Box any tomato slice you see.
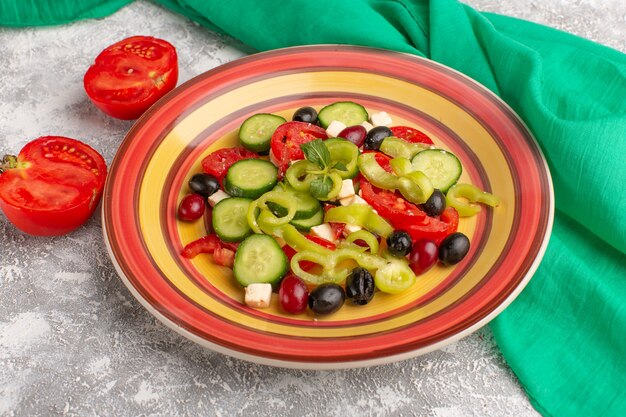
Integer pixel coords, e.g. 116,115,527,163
0,136,107,236
201,147,258,183
359,179,426,229
405,207,459,245
84,36,178,120
390,126,434,145
270,122,328,174
181,234,239,265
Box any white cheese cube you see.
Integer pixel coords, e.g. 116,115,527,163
370,111,392,127
207,190,230,207
309,223,336,242
361,121,374,132
244,283,273,308
326,120,347,137
344,224,362,235
336,179,356,200
339,194,369,207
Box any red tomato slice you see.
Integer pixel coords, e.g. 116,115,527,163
270,122,328,174
213,247,235,268
0,136,107,236
390,126,434,145
181,234,238,260
359,179,426,229
201,147,258,183
84,36,178,120
405,207,459,245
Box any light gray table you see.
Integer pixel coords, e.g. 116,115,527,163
1,1,623,415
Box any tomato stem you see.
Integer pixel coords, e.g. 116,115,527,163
0,154,17,174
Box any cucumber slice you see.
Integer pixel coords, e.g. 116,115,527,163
233,234,288,287
239,113,286,153
212,198,253,242
411,149,462,193
266,184,322,220
290,208,324,231
224,159,278,199
318,101,369,129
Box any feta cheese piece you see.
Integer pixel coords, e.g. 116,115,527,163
309,223,336,242
361,121,374,132
326,120,347,137
207,190,230,207
344,224,362,235
244,283,273,308
339,194,369,207
336,179,356,200
370,111,392,127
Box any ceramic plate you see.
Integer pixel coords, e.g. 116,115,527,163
102,45,553,369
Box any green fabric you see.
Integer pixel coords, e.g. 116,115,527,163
2,1,625,416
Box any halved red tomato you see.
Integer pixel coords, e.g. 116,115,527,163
84,36,178,120
390,126,434,145
359,179,426,229
270,122,328,174
201,147,258,183
0,136,107,236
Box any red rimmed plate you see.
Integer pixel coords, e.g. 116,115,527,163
102,45,553,369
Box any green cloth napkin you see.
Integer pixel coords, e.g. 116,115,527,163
2,1,625,416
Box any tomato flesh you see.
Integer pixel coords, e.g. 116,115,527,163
0,136,107,236
201,147,258,184
84,36,178,120
390,126,434,145
270,122,328,174
359,179,426,229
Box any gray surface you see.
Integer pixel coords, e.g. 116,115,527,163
0,1,623,416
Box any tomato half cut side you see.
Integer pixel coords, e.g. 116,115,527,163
390,126,434,145
84,36,178,120
270,122,328,174
0,136,107,236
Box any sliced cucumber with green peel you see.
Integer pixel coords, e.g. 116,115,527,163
233,234,288,288
212,198,254,242
290,208,324,231
318,101,369,129
411,149,462,193
266,184,322,220
239,113,286,153
224,159,278,199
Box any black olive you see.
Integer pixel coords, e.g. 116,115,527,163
345,267,375,305
386,230,413,257
363,126,392,150
292,106,318,124
188,173,220,197
421,189,446,217
308,283,345,315
438,232,470,265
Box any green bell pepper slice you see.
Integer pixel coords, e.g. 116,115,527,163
374,260,417,294
446,183,501,217
324,204,394,238
343,229,380,254
380,137,429,159
285,160,319,191
326,138,360,179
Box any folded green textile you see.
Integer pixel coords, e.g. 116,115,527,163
2,1,625,416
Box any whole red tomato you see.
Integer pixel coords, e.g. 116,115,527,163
84,36,178,120
0,136,107,236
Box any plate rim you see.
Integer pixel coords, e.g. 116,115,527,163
102,44,555,369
